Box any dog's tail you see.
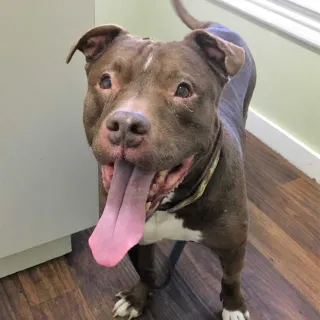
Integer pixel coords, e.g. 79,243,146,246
171,0,210,30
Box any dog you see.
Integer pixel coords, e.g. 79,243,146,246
66,0,256,319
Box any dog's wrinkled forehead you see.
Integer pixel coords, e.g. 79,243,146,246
66,24,245,87
87,37,216,92
91,36,160,72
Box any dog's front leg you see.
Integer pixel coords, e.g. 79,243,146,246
216,241,250,320
113,244,155,319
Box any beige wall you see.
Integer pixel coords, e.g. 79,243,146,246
95,0,320,154
95,0,153,35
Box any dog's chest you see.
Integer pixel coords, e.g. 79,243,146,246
139,211,203,245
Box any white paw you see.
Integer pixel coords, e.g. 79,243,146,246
113,292,140,319
222,309,250,320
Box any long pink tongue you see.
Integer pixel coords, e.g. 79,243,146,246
89,160,155,267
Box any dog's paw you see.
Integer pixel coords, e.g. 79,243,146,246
113,292,140,319
222,309,250,320
113,282,152,319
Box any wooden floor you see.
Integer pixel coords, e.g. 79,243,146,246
1,133,319,320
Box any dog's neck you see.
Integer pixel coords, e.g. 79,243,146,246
159,119,223,213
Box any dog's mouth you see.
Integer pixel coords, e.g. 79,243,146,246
100,157,193,218
88,156,193,268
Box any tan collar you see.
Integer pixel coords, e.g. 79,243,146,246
167,149,221,213
160,125,222,213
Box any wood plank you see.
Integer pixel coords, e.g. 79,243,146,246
248,200,320,312
30,289,96,320
153,241,221,319
172,240,320,320
0,280,17,320
245,132,300,185
244,242,319,320
18,257,75,306
66,229,140,320
67,231,219,319
0,275,34,320
247,178,320,255
245,136,320,255
0,131,319,320
281,178,320,254
282,178,320,216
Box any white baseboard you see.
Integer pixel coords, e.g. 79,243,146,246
0,236,71,278
246,108,320,183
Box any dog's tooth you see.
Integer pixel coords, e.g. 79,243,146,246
159,170,168,177
145,202,151,211
157,175,165,184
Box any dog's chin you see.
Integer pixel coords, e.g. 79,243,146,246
100,155,194,219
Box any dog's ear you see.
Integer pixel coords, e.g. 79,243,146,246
66,24,128,64
184,30,245,78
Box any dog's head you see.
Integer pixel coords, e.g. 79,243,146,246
66,24,245,267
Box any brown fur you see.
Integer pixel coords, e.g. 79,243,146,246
67,0,256,318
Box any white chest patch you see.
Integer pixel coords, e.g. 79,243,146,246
139,211,203,245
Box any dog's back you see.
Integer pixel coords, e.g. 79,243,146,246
208,23,257,145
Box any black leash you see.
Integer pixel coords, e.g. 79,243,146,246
152,240,186,290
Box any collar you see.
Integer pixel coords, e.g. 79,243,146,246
159,125,223,213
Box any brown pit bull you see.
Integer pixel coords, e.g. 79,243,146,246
66,0,256,319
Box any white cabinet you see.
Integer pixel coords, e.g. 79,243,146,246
0,0,98,277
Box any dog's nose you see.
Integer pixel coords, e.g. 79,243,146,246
106,111,151,147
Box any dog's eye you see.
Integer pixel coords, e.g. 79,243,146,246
100,75,112,89
175,83,192,98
